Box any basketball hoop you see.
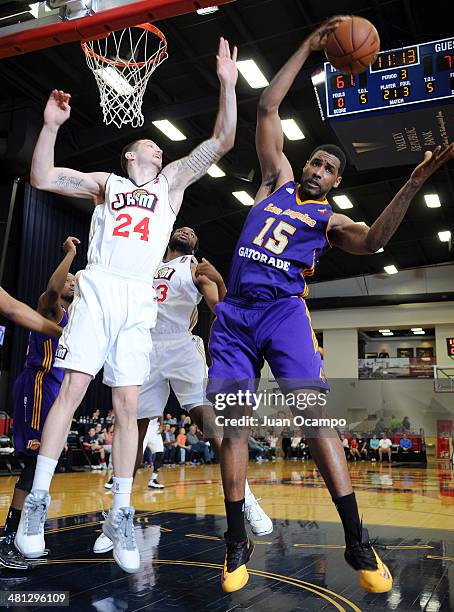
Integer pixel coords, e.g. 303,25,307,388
81,23,168,128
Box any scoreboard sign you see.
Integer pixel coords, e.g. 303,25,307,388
313,37,454,170
447,338,454,357
325,38,454,117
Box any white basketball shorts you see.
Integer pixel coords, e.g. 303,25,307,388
137,333,208,419
55,267,157,387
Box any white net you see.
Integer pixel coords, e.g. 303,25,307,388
81,24,168,128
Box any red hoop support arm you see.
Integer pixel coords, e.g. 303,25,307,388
0,0,235,59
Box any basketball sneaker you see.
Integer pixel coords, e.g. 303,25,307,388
221,536,254,593
147,477,164,489
244,497,273,536
102,507,140,573
93,512,114,554
0,535,31,570
104,477,114,490
14,491,50,559
344,527,393,593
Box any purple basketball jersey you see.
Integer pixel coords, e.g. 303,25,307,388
227,181,333,301
24,309,69,383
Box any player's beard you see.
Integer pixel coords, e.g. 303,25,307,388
300,179,325,199
168,237,193,255
62,292,74,304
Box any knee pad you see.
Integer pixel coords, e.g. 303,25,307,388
15,455,38,493
153,451,164,472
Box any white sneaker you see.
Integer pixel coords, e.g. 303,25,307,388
147,478,164,489
93,532,114,553
102,507,140,573
104,477,114,490
14,490,50,558
245,497,273,536
93,512,114,553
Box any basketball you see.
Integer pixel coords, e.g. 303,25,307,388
325,16,380,74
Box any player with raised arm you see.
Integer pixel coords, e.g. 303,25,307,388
15,38,238,574
0,289,61,338
0,237,77,570
207,17,454,593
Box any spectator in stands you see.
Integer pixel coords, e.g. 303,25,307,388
162,424,177,464
357,434,369,460
390,415,402,433
83,427,107,469
91,409,101,423
379,434,393,462
105,409,114,424
402,416,411,432
186,425,212,464
399,433,413,459
248,433,268,462
164,413,177,426
341,435,350,459
176,427,191,464
94,423,103,437
349,436,361,461
289,430,303,460
378,351,389,358
374,417,386,436
369,434,380,461
300,437,310,460
281,425,292,460
264,430,278,459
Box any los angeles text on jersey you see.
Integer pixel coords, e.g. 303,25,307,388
238,246,290,270
112,188,158,212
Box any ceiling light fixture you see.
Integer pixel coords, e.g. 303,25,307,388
152,120,187,141
237,59,269,88
332,195,353,210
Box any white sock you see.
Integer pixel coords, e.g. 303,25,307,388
112,477,133,509
244,479,255,505
150,472,157,481
32,456,58,492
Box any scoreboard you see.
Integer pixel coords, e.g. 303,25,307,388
324,37,454,117
447,338,454,357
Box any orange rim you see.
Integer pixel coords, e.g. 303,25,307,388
81,23,168,68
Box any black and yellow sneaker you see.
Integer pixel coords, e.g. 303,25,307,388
221,536,254,593
0,535,32,571
344,528,392,593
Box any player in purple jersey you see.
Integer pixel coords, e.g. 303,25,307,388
0,237,78,570
207,16,454,594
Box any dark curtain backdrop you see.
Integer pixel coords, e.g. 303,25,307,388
9,183,112,416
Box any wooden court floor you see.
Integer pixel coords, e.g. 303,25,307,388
1,459,454,611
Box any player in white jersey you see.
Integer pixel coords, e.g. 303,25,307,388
93,227,272,555
16,38,239,574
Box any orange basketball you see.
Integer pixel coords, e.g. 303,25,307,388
325,16,380,74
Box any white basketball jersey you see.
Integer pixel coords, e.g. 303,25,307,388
87,173,176,282
153,255,202,335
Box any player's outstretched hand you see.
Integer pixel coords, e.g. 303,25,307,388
216,37,238,87
195,258,223,284
63,236,80,255
44,89,72,127
306,16,349,52
410,144,454,187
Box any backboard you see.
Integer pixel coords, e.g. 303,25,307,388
0,0,234,59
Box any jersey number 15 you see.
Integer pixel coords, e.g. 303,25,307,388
252,217,296,255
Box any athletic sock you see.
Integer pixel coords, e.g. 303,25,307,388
150,472,157,481
225,499,247,542
3,507,21,538
112,477,133,509
244,479,255,505
32,456,58,492
333,492,362,547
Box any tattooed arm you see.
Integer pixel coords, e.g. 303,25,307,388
328,145,454,255
161,38,238,214
31,90,108,203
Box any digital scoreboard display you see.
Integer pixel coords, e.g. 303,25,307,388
447,338,454,357
324,37,454,117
